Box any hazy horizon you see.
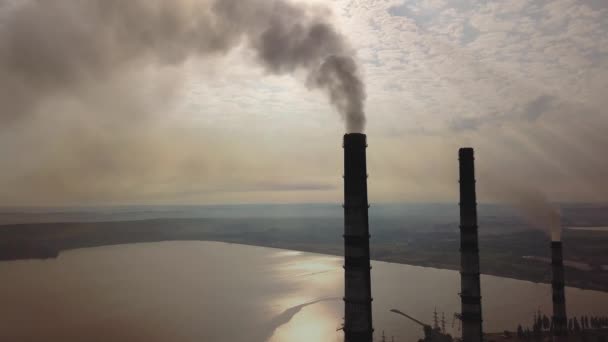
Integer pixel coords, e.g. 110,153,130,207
1,201,606,210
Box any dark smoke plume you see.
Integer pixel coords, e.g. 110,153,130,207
0,0,366,132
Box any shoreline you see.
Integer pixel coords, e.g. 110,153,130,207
3,237,607,293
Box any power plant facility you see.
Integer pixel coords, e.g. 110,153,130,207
458,148,484,342
552,241,568,341
342,133,374,342
337,144,608,342
2,0,608,341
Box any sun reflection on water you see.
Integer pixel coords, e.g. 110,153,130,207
268,300,342,342
275,255,341,278
265,252,344,341
272,250,304,258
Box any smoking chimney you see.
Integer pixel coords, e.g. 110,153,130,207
343,133,373,342
551,241,568,341
458,148,483,342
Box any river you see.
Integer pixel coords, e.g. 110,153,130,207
0,241,606,341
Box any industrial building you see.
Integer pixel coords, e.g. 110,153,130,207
458,148,484,342
351,146,608,342
343,133,374,342
338,138,607,342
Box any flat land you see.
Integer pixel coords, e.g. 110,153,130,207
1,203,607,292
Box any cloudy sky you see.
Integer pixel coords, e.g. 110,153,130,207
1,0,607,206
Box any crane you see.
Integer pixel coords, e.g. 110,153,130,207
389,309,453,342
452,313,462,331
390,309,431,328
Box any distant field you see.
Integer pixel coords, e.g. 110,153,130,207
1,203,607,291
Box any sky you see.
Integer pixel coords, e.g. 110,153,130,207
0,0,607,206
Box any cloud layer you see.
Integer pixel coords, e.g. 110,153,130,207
1,0,607,205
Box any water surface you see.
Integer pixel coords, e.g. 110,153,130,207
0,241,606,341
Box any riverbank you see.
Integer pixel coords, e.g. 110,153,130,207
1,217,607,292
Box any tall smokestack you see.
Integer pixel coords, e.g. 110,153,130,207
458,148,483,342
343,133,373,342
551,241,568,341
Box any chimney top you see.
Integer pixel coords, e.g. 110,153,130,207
459,147,474,159
343,133,367,147
344,133,366,138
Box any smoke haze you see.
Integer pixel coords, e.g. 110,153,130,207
485,182,562,241
1,0,607,206
471,101,608,241
0,0,365,131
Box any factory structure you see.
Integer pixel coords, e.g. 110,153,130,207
339,138,606,342
342,133,374,342
458,148,484,342
552,240,568,341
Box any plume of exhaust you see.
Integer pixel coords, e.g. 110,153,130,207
509,190,562,241
0,0,366,132
484,178,562,241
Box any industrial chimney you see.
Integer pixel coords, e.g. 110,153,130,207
458,148,483,342
343,133,373,342
551,241,568,341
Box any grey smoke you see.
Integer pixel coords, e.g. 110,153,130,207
311,55,365,133
0,0,366,132
470,96,608,241
508,189,561,241
482,171,562,240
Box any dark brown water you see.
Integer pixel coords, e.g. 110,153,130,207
0,241,606,341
